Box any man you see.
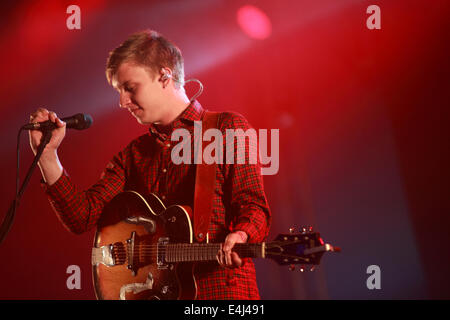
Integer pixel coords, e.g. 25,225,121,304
29,30,271,299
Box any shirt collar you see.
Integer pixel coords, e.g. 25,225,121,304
176,99,204,123
148,100,204,140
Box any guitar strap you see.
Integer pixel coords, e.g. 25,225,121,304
193,110,221,243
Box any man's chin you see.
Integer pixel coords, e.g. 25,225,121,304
135,117,153,126
136,118,147,125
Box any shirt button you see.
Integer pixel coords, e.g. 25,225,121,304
166,143,171,148
162,168,167,173
162,195,166,200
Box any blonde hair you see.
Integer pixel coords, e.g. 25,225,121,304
106,30,184,88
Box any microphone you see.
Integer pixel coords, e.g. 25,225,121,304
23,113,93,131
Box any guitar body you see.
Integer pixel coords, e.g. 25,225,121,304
92,191,197,300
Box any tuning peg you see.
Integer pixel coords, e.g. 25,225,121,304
301,227,307,234
308,226,313,232
299,265,305,272
289,227,295,234
288,264,295,271
309,266,315,272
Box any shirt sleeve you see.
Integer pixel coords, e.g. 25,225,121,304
219,112,272,243
42,149,127,234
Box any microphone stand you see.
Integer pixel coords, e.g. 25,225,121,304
0,129,53,245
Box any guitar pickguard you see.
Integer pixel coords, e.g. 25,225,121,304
119,271,154,300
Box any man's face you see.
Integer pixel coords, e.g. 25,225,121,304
111,61,166,125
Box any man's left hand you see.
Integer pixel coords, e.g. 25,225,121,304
217,231,248,268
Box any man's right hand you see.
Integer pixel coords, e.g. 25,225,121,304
28,108,66,185
29,108,66,155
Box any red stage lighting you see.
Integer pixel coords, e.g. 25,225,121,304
237,5,272,40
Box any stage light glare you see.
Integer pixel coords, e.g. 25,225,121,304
237,5,272,40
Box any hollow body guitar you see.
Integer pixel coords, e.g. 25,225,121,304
92,191,339,300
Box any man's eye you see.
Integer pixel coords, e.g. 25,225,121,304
125,86,135,93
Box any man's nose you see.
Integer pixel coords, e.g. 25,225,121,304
119,92,131,109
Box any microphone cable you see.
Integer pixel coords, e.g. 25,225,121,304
0,127,31,245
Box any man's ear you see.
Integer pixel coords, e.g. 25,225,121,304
159,67,173,86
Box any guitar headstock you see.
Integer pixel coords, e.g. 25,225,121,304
265,226,340,271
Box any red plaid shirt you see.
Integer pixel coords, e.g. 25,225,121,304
43,101,271,300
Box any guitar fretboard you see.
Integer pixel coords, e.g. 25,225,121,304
165,243,264,263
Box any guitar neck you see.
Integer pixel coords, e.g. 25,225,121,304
165,243,265,263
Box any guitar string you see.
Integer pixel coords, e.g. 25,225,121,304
113,247,270,262
111,245,260,254
110,243,286,254
116,247,259,250
112,250,265,262
111,244,259,249
113,248,260,254
114,241,297,248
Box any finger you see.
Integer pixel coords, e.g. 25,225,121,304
222,243,231,266
47,111,66,128
56,117,66,128
216,249,225,267
224,234,240,265
216,253,220,265
30,108,50,122
231,252,242,267
49,111,57,123
226,245,236,266
37,108,50,119
30,112,42,122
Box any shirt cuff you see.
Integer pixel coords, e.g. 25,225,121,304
41,168,71,200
